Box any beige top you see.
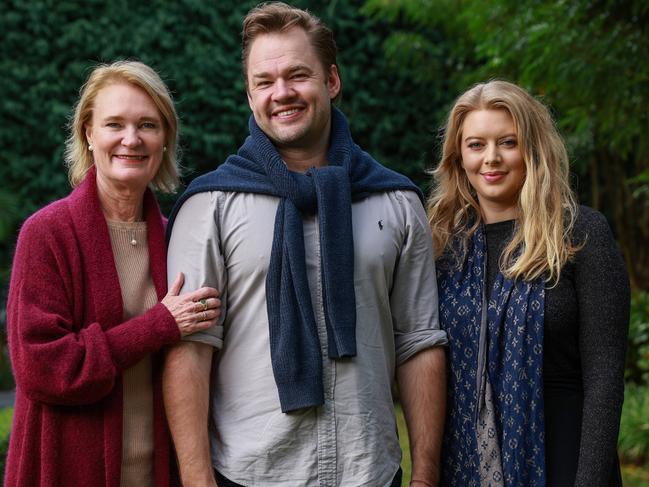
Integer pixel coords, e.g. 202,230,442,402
168,190,447,487
108,221,157,487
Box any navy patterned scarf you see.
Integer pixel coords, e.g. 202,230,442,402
437,224,546,486
167,107,421,413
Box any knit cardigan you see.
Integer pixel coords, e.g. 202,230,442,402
5,167,181,487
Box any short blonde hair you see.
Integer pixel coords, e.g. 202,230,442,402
428,80,579,284
64,60,180,193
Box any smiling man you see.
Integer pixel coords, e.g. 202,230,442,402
163,3,447,486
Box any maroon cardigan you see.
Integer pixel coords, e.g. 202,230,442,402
6,167,181,486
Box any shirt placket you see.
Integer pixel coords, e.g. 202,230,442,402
311,214,338,486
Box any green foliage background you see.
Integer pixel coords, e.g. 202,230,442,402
0,0,443,270
364,0,649,289
1,0,648,482
3,1,647,289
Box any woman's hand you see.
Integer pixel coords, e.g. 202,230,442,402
162,273,221,337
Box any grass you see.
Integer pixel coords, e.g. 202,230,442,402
395,403,411,485
0,407,13,481
0,408,11,439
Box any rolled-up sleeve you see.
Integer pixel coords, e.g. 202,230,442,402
392,191,447,364
167,192,226,349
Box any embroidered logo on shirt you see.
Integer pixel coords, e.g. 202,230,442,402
378,220,384,230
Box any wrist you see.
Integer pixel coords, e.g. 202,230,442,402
410,461,440,486
410,480,436,487
179,466,216,487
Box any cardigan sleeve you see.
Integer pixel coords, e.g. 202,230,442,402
573,208,630,486
7,211,179,407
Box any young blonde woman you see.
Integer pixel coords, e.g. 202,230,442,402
428,80,629,486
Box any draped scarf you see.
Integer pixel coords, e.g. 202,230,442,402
437,224,546,486
167,106,421,412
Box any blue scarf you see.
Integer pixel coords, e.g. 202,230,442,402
167,107,422,412
437,225,546,486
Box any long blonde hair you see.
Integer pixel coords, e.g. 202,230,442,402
428,80,578,284
64,60,180,193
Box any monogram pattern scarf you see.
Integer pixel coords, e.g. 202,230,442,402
437,225,546,486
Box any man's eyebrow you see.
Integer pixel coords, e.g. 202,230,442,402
286,64,313,74
250,64,313,79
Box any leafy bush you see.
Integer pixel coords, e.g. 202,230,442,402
0,0,446,242
622,464,649,487
626,291,649,385
0,0,452,337
0,345,13,391
621,294,649,480
619,385,649,467
363,0,649,290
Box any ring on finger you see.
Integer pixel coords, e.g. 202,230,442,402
199,298,208,311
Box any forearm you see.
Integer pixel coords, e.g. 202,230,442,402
10,286,179,406
163,341,216,486
106,303,180,370
397,346,446,486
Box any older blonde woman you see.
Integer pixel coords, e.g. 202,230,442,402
429,80,629,486
6,60,220,487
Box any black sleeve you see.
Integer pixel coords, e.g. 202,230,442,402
573,207,630,486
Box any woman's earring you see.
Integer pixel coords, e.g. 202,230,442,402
88,144,93,152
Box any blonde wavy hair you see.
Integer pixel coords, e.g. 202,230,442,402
64,60,180,193
428,80,579,284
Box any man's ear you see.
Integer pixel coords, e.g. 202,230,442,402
327,65,341,100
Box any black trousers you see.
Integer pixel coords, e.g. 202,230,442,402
215,467,403,486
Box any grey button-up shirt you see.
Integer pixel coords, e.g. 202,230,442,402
167,189,447,487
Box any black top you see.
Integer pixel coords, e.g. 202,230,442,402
484,206,629,487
